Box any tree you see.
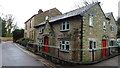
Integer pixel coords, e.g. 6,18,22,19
12,29,24,42
74,0,99,9
4,14,14,37
2,19,7,37
0,17,7,37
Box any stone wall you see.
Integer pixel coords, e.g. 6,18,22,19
1,37,13,41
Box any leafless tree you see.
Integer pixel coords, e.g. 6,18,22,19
4,14,14,36
74,0,99,8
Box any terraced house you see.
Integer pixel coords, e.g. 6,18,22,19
34,2,118,63
24,8,62,42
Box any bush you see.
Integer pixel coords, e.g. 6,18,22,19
16,38,34,47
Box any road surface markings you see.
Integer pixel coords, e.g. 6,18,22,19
14,43,55,68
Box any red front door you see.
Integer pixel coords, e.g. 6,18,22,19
44,37,48,53
102,40,106,58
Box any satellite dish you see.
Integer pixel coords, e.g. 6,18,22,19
45,16,49,20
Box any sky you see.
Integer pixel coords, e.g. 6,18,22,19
0,0,119,29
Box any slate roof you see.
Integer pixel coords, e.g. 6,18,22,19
105,12,116,24
105,12,112,19
34,8,62,26
25,8,62,25
34,2,100,28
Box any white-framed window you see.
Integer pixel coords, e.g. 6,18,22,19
60,41,70,52
110,40,116,46
89,15,93,27
103,21,106,30
39,27,44,33
89,40,96,50
110,25,115,32
38,40,43,47
60,21,70,31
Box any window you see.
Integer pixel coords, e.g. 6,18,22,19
32,30,34,39
110,25,115,32
89,40,96,50
60,41,70,52
39,27,44,33
30,21,32,28
60,21,70,31
89,15,93,27
110,40,115,46
25,24,27,30
38,40,43,47
103,22,106,30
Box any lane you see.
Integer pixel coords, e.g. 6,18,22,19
0,42,2,67
2,41,45,66
92,56,119,66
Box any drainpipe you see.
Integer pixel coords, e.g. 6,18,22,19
80,16,83,61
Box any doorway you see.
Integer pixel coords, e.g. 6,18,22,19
102,40,106,58
44,36,49,53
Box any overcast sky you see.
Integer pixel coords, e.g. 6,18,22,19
0,0,119,29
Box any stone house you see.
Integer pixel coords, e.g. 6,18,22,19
24,8,62,42
34,2,118,62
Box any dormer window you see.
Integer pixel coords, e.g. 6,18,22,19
110,25,115,32
103,21,106,30
60,21,70,31
89,15,93,27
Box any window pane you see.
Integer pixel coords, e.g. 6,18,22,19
94,41,96,48
110,26,112,31
63,24,65,30
89,16,93,26
62,45,64,49
90,41,92,49
66,41,69,44
42,28,44,33
66,45,69,50
62,41,65,44
66,23,69,29
103,22,106,29
111,41,114,46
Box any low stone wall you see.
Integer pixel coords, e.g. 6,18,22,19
1,37,13,41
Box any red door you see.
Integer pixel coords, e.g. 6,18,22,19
102,40,106,58
44,37,48,53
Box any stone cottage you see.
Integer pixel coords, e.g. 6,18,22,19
24,8,62,42
34,2,118,62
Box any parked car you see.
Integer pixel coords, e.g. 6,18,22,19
117,39,120,46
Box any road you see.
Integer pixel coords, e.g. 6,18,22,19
1,41,119,68
93,56,119,66
2,41,45,66
0,42,2,68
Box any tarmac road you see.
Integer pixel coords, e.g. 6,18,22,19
2,41,45,66
1,41,119,68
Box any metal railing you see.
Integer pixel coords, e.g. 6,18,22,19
26,44,119,63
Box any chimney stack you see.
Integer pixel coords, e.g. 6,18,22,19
38,9,43,14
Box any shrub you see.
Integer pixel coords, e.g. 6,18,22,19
16,38,34,47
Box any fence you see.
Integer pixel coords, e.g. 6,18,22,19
26,43,119,64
